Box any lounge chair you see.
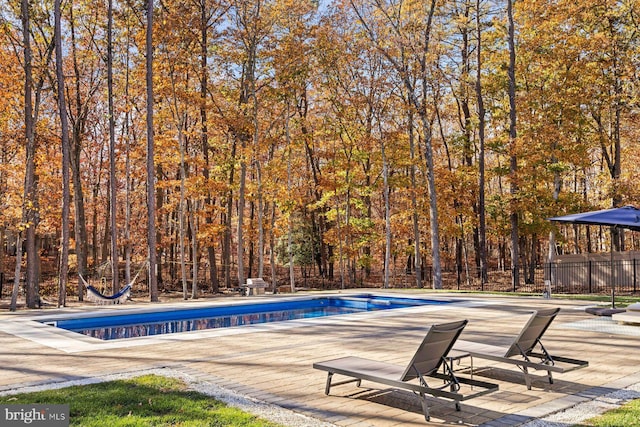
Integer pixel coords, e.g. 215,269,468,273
453,307,588,389
313,320,498,421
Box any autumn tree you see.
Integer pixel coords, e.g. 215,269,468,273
147,0,159,302
0,11,27,305
347,0,445,288
54,0,71,307
2,0,640,307
9,0,54,310
580,1,639,249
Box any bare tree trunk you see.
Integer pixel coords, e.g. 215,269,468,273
191,200,198,299
107,0,119,293
13,0,40,309
179,121,188,300
196,0,220,292
237,157,247,288
102,187,110,264
286,105,295,292
408,112,422,288
507,0,520,289
155,166,164,286
475,0,488,285
199,5,218,293
10,231,23,311
458,1,477,281
123,26,133,285
236,72,255,290
270,203,277,292
248,201,255,278
146,0,159,302
55,0,71,307
256,164,264,278
420,112,442,289
169,205,176,282
223,185,233,288
69,8,88,299
420,3,442,290
91,177,99,264
381,140,391,289
547,138,563,280
71,132,88,293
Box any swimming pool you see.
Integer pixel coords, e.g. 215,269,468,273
42,295,450,341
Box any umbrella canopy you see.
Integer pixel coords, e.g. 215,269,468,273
547,205,640,309
548,205,640,231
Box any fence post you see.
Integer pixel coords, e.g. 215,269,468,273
588,261,592,294
634,258,637,293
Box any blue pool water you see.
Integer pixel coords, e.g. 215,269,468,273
43,295,450,341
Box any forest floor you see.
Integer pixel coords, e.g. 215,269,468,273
0,255,631,311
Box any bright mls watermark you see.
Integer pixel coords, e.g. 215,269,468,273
1,404,69,426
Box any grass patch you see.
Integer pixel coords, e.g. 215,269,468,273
580,398,640,426
0,375,283,427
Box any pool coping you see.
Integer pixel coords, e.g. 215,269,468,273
0,292,490,353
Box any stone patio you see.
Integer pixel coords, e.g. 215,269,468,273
1,291,639,426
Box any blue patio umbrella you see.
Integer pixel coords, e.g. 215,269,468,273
548,205,640,308
548,205,640,232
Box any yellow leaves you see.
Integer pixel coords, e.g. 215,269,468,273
0,0,637,287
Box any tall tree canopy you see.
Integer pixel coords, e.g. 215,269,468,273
0,0,638,303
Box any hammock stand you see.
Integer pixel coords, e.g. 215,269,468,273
79,262,147,305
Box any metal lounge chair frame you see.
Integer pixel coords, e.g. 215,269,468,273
453,307,588,389
313,320,499,421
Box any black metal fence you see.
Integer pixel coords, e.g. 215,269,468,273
386,259,640,295
386,266,547,293
543,259,640,295
253,261,640,295
3,259,640,300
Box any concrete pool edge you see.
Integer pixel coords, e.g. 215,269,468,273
0,291,490,353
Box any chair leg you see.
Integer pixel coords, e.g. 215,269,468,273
324,372,361,395
419,392,430,421
522,367,532,390
324,372,333,395
547,370,554,385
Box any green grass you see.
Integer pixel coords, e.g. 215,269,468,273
579,398,640,426
4,374,639,427
0,375,283,427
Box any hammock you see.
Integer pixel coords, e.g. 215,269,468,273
82,279,131,305
79,263,147,305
